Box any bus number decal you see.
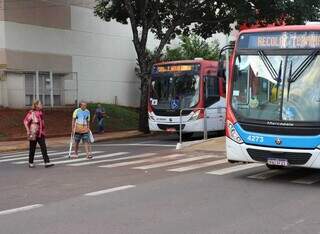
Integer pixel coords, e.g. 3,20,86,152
247,135,264,143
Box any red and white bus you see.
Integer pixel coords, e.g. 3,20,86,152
148,59,226,137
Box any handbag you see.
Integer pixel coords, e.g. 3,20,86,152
89,130,94,143
28,112,39,141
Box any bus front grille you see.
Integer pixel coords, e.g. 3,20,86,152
247,149,312,165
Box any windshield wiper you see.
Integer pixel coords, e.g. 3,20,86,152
258,50,282,101
287,49,320,101
275,60,282,99
258,50,278,81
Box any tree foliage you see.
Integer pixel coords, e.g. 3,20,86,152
94,0,320,132
164,35,220,61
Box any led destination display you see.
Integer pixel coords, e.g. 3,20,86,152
238,31,320,49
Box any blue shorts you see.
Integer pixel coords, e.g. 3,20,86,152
74,132,90,143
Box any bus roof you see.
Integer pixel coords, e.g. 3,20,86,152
239,25,320,35
154,60,218,67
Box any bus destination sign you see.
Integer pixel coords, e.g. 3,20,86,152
238,31,320,49
157,65,194,73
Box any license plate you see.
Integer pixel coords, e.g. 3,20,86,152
267,158,288,166
166,128,176,132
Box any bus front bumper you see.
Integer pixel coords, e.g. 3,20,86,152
226,138,320,169
148,119,205,133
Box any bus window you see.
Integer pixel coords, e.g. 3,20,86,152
233,61,249,107
205,76,220,107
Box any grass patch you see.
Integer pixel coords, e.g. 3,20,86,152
87,103,139,131
0,132,7,140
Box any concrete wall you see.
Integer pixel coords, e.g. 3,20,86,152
70,6,140,107
3,0,71,29
0,5,7,107
0,79,8,107
1,2,140,108
6,73,25,108
0,81,7,107
0,20,6,66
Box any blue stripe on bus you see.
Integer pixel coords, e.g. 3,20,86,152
234,123,320,149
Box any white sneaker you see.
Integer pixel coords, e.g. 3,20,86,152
29,163,35,168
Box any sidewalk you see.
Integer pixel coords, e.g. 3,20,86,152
0,130,144,153
182,136,226,153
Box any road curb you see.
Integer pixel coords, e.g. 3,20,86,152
176,139,211,150
178,136,226,152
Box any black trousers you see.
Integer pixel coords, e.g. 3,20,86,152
29,136,50,164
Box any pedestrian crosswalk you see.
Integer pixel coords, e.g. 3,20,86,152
206,163,263,175
1,149,320,185
99,153,182,168
133,155,220,170
168,159,228,172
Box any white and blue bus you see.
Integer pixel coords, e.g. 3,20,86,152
226,25,320,169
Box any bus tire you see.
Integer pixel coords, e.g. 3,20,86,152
228,160,238,164
266,164,285,170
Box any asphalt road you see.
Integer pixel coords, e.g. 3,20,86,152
0,134,320,234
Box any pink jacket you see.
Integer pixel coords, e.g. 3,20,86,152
23,110,45,137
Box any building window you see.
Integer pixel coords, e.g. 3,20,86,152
25,72,63,106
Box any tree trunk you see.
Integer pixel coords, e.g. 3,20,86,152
138,73,150,133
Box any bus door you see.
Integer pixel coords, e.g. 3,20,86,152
204,75,223,131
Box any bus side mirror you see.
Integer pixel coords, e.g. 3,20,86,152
217,60,225,78
217,43,235,78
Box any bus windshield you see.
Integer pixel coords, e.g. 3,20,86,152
232,53,320,122
150,74,200,110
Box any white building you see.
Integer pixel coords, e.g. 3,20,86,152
0,0,140,108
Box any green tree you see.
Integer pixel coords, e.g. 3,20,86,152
94,0,320,133
164,35,220,61
163,47,183,62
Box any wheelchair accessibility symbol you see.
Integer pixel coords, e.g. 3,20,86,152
170,99,180,110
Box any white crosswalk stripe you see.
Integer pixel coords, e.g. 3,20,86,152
168,158,228,172
133,155,219,170
38,152,128,165
0,151,57,159
95,143,175,147
12,151,102,164
0,151,31,157
291,174,320,185
99,153,185,168
0,151,72,163
248,169,287,180
67,152,140,166
0,151,56,159
207,163,263,175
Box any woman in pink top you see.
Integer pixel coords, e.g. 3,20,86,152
23,100,54,168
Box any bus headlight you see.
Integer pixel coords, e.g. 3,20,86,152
188,110,201,121
226,120,243,144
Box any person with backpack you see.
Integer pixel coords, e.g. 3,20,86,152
23,100,54,168
71,102,92,159
93,104,106,133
